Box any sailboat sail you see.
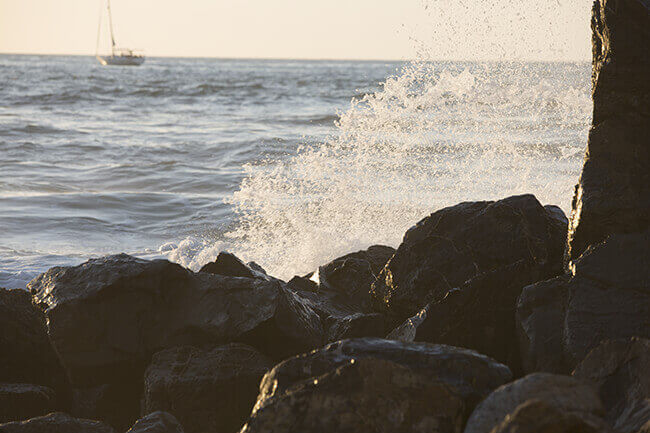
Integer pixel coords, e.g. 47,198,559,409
96,0,144,66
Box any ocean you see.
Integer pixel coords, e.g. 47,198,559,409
0,55,592,289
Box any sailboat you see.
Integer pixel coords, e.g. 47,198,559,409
96,0,144,66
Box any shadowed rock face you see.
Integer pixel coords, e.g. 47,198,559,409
0,384,57,423
0,288,71,411
463,373,605,433
126,412,184,433
143,344,271,433
516,231,650,375
488,400,612,433
0,412,115,433
240,338,512,433
26,254,324,429
371,195,567,324
573,338,650,433
566,0,650,262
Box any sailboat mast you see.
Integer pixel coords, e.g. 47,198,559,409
106,0,117,54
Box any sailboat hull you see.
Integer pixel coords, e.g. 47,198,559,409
98,55,145,66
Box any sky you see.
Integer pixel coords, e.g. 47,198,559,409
0,0,592,61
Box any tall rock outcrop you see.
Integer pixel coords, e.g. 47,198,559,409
566,0,650,262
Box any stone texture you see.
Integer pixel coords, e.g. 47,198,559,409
240,338,512,433
566,0,650,262
489,400,612,433
143,344,271,433
126,412,184,433
573,338,650,433
464,373,604,433
0,412,115,433
0,288,71,410
199,252,266,279
388,259,543,376
27,254,324,429
516,231,650,374
371,195,567,324
0,384,56,423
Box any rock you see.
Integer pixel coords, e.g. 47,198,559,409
27,254,324,428
199,252,265,279
0,288,71,410
489,400,612,433
464,373,604,433
389,259,543,375
0,384,56,423
143,344,271,433
372,195,567,323
566,0,650,262
241,338,512,433
516,231,650,374
126,412,184,433
0,412,115,433
327,312,388,341
573,338,650,433
316,245,395,310
70,384,139,433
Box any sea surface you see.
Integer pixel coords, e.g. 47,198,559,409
0,55,592,289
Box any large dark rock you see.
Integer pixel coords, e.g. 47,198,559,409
317,245,395,310
566,0,650,262
143,344,271,433
126,412,184,433
371,195,567,323
240,338,512,433
573,338,650,433
0,412,114,433
27,254,324,429
70,383,140,433
516,231,650,374
0,384,56,423
0,288,71,410
388,259,542,376
199,252,268,280
489,400,612,433
464,373,605,433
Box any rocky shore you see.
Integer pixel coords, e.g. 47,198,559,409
1,1,648,432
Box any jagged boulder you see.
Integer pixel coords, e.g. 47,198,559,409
27,254,324,429
240,338,512,433
371,195,567,323
0,384,56,423
0,412,114,433
516,231,650,374
0,288,71,410
488,400,612,433
287,246,396,342
573,338,650,433
566,0,650,262
389,259,542,375
143,344,271,433
127,412,184,433
199,252,269,280
464,373,604,433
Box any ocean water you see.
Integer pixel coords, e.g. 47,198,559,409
0,55,591,289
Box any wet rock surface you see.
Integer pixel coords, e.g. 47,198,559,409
143,344,271,433
371,195,567,324
0,385,56,424
573,338,650,433
0,288,71,410
199,252,267,280
566,0,650,262
241,338,511,433
126,412,184,433
0,412,115,433
516,231,650,374
464,373,605,433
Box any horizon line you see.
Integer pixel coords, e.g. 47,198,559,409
0,51,591,64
